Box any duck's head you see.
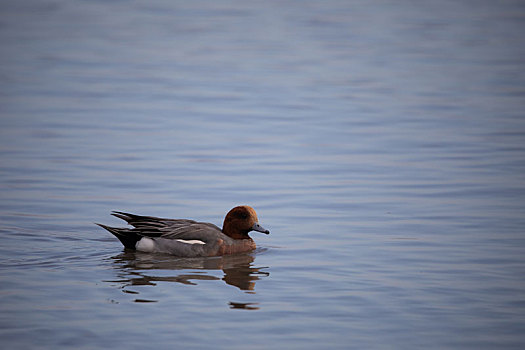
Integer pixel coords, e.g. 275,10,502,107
222,205,270,240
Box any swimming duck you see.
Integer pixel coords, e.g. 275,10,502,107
97,205,269,257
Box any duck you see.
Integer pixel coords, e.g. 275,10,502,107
96,205,269,257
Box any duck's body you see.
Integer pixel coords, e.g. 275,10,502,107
97,206,269,257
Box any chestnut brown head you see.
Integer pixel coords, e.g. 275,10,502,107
222,205,269,240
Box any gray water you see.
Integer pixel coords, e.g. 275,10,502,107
1,0,525,349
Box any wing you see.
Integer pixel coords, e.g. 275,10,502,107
111,211,223,242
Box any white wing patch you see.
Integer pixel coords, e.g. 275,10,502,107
175,239,206,245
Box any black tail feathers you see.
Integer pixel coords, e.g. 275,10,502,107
96,223,141,250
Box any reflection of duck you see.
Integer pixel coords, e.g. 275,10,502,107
107,249,269,292
229,302,260,310
97,206,269,257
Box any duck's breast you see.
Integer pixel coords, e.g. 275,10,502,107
217,238,256,255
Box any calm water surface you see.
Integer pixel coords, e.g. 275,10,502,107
1,0,525,349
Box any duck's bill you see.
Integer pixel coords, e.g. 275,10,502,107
251,222,270,234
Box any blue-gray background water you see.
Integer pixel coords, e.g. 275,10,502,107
1,1,525,349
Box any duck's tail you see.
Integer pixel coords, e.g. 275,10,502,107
95,223,141,250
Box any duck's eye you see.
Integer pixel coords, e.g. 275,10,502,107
238,212,249,219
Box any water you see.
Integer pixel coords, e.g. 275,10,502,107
1,0,525,348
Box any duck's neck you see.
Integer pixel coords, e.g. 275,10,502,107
222,223,252,240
